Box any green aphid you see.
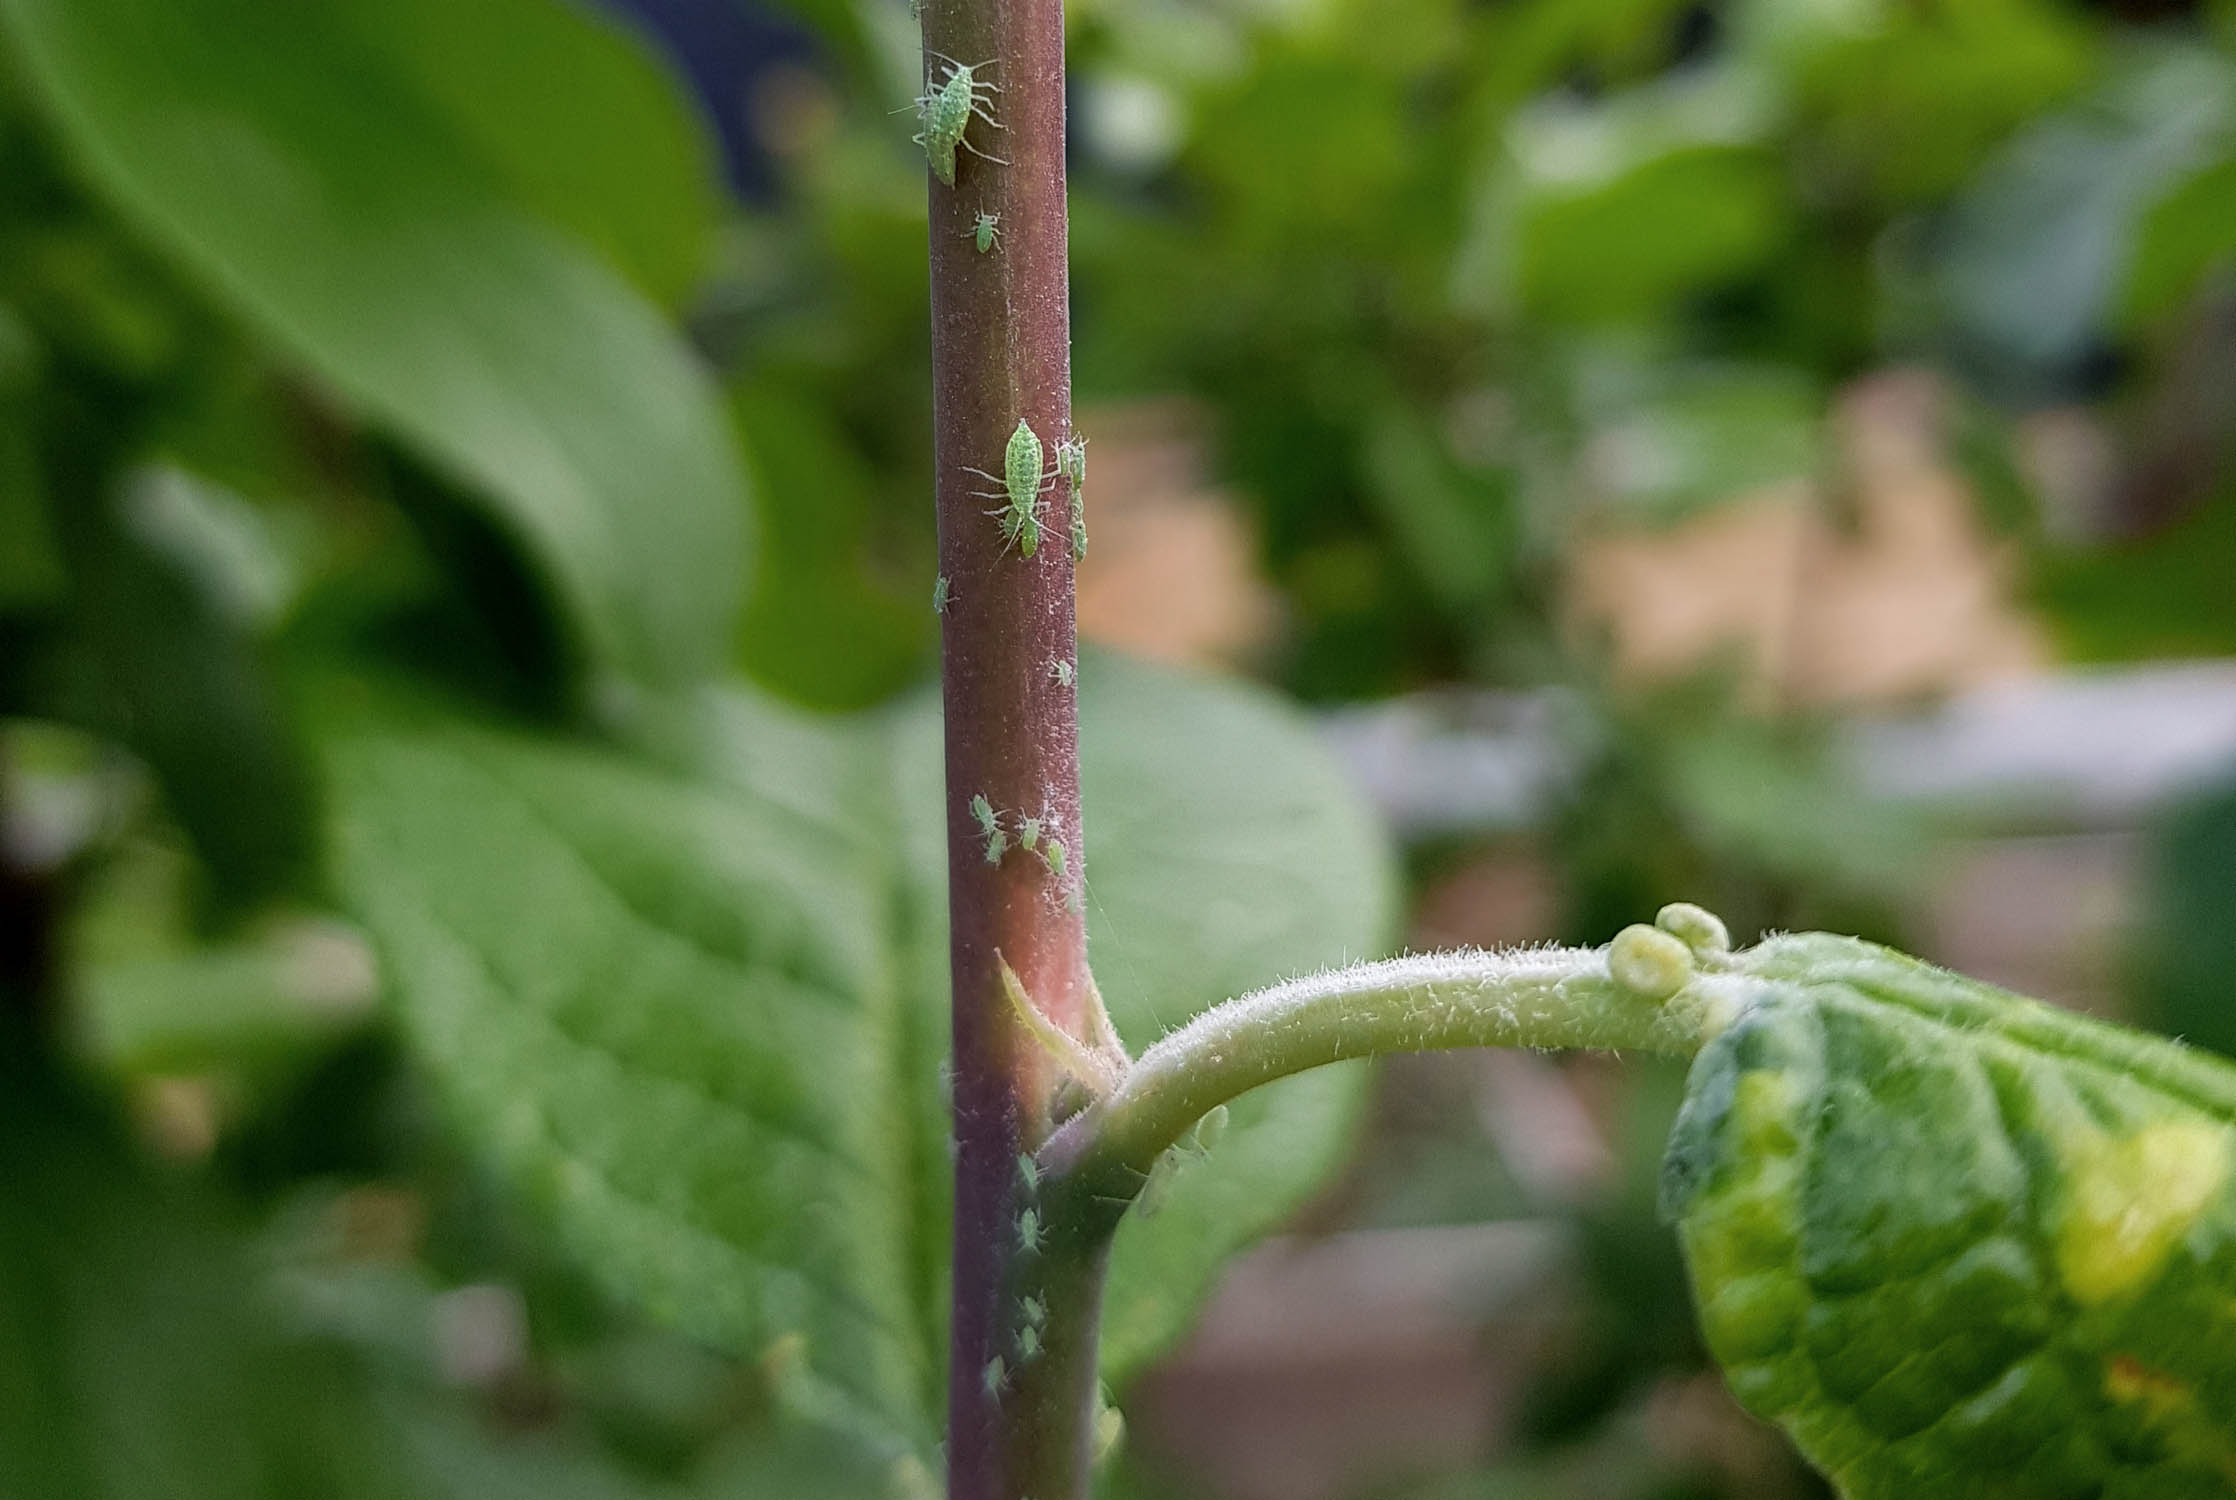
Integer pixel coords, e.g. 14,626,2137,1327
1662,930,2236,1499
1055,436,1087,560
966,418,1053,558
982,1355,1007,1397
1016,1152,1041,1192
1020,1293,1047,1328
970,793,1007,865
1016,1323,1042,1362
932,573,953,614
1134,1153,1176,1219
1050,658,1075,688
1015,1207,1043,1253
1018,815,1042,853
964,209,1001,253
1039,836,1067,883
913,56,1005,187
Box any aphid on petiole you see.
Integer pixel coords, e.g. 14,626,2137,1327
964,209,1001,253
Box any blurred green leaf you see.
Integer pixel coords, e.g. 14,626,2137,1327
1362,401,1518,616
42,489,320,903
730,378,930,710
1575,359,1820,520
2122,154,2236,331
2143,776,2236,1060
1469,68,1786,325
1931,43,2235,389
332,0,725,309
0,1065,413,1500
2032,493,2236,662
1663,716,1925,903
0,0,750,690
326,652,1395,1448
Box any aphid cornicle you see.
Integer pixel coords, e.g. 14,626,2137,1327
913,55,1006,186
965,210,1001,253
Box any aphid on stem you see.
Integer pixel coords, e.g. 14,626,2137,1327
911,54,1007,186
964,209,1001,253
964,418,1058,558
969,792,1007,864
932,573,953,614
1054,435,1087,561
1050,657,1075,688
1015,1207,1044,1254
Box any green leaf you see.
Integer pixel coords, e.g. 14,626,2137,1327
330,0,725,308
0,1065,415,1500
326,652,1396,1449
0,0,749,689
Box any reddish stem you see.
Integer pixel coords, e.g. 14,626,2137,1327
922,0,1087,1492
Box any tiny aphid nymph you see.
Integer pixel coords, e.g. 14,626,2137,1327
932,573,953,614
965,209,1001,253
1055,435,1087,560
970,793,1007,864
1050,658,1075,688
1015,1207,1043,1252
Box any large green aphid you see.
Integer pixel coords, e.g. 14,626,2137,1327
1662,929,2236,1496
966,418,1054,557
913,55,1006,187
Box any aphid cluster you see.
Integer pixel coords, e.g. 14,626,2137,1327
912,55,1006,186
970,792,1006,864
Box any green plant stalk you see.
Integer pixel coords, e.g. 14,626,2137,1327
918,0,1084,1487
1011,933,1734,1500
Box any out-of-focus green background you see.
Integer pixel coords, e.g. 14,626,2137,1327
5,0,2236,1495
